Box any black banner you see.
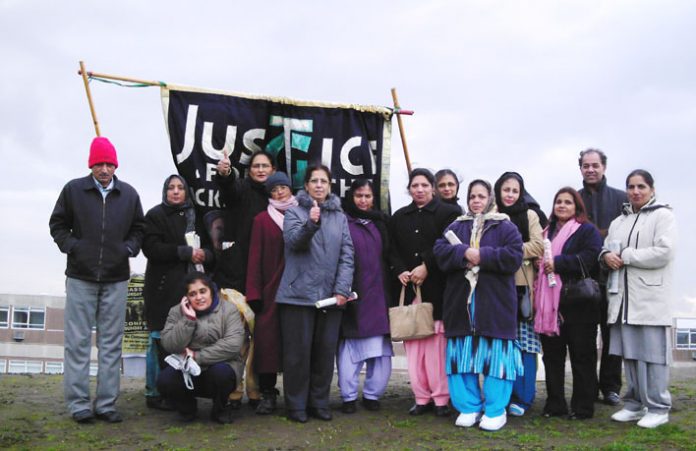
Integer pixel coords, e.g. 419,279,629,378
161,86,392,212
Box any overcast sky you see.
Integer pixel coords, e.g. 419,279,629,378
1,1,694,316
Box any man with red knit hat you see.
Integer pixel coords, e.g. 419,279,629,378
50,137,145,424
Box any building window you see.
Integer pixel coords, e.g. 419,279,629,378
0,359,6,373
0,306,9,328
8,360,43,374
11,307,45,330
44,361,64,375
676,329,696,350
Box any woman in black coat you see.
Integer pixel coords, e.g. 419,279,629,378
388,168,460,417
535,187,602,420
142,174,213,410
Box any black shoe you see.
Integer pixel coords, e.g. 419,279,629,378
361,397,380,411
308,407,332,421
409,402,434,416
178,411,197,423
256,390,278,415
342,400,357,414
212,404,234,424
248,398,261,409
434,405,451,417
542,410,566,418
146,396,175,411
228,399,242,410
568,412,592,420
95,410,123,423
72,409,94,424
287,410,308,423
603,392,621,406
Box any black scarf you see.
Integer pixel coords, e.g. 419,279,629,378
494,172,530,242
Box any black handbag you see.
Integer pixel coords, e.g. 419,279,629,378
560,256,601,307
518,260,533,322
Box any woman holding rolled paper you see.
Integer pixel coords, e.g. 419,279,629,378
388,168,460,417
535,187,602,420
157,272,245,424
337,179,394,414
601,170,676,429
275,164,354,423
434,179,523,431
142,174,213,411
493,172,545,417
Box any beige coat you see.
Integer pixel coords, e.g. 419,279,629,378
515,209,544,292
161,296,246,379
602,199,676,326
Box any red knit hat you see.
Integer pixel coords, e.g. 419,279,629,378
88,137,119,168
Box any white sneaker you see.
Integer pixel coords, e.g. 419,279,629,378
455,411,482,428
637,412,669,429
508,403,525,417
479,412,507,431
611,407,647,422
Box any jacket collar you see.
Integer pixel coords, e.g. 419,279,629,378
403,197,439,214
622,195,671,215
80,174,121,192
296,190,343,212
582,175,608,193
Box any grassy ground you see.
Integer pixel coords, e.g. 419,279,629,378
1,366,695,450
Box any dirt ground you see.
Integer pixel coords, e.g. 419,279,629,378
1,365,695,450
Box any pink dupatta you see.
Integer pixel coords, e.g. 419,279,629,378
533,218,581,336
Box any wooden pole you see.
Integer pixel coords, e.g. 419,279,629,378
79,61,101,136
77,68,164,87
390,88,412,174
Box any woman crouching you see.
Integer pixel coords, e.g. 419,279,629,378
157,272,245,424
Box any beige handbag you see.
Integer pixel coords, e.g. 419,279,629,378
389,284,435,342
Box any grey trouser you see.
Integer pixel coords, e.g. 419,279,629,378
64,277,128,415
623,359,671,414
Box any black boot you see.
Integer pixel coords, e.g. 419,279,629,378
255,389,278,415
211,402,234,424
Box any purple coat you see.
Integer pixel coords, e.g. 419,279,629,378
434,217,523,340
341,216,390,338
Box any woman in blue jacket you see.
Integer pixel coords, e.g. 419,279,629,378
275,164,354,423
434,179,523,431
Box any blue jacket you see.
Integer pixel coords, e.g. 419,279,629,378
434,217,523,340
276,191,354,307
49,175,144,283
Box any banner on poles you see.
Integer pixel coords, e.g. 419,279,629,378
161,86,393,212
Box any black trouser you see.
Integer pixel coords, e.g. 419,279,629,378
157,363,237,415
279,304,342,413
598,291,622,397
541,323,598,417
258,372,278,393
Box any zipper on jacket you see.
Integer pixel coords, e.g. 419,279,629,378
96,196,106,281
622,212,642,324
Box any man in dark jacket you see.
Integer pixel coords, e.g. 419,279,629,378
49,137,145,424
577,148,626,407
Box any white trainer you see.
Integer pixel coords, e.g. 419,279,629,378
479,412,507,431
637,412,669,429
508,403,525,417
611,407,647,422
455,411,482,428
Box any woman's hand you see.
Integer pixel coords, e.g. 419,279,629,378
191,248,206,264
184,347,195,359
543,258,555,275
309,200,321,223
216,151,232,177
410,263,428,286
398,271,411,286
465,248,481,266
603,252,624,271
335,294,349,306
180,296,196,321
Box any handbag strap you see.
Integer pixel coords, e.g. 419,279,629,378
399,285,406,306
575,255,589,279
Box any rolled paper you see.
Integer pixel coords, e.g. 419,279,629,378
607,240,621,294
543,239,557,287
315,292,358,308
445,230,463,245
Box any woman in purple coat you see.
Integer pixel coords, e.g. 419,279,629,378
337,179,394,414
434,180,524,432
245,172,297,415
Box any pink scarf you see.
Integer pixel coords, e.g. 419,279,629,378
533,218,581,336
267,196,298,230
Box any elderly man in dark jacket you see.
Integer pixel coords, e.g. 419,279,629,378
577,148,626,406
49,137,144,424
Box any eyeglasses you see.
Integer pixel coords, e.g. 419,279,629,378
251,163,272,169
309,178,329,185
